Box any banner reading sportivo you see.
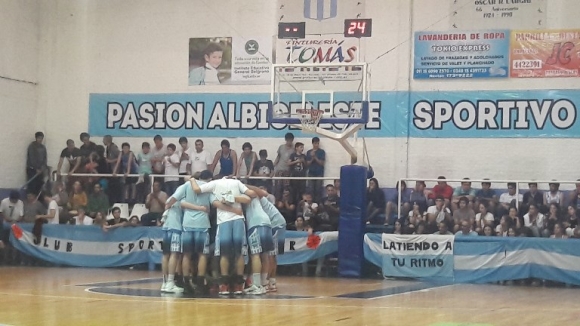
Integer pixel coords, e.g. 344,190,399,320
364,233,454,279
89,89,580,138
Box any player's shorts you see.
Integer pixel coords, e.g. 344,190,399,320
246,226,274,255
214,219,246,257
162,230,182,254
270,227,286,256
182,228,210,255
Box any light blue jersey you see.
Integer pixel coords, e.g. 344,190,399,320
260,197,286,229
246,198,271,230
178,180,212,229
162,184,187,231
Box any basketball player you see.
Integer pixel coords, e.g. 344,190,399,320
246,185,286,292
189,175,256,295
160,191,185,293
174,170,214,294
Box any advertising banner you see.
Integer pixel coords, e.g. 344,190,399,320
510,30,580,78
414,30,510,79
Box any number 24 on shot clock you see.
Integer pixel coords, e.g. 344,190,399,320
344,19,372,38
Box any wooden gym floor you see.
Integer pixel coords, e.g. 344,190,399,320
0,267,578,325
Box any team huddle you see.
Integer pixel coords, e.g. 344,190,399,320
160,170,286,296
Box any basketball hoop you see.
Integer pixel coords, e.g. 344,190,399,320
296,109,324,133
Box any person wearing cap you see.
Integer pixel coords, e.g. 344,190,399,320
26,131,47,195
306,137,326,203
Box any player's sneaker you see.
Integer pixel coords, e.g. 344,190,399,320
160,282,168,292
233,283,244,295
243,284,266,295
219,284,230,295
164,282,184,294
268,284,278,292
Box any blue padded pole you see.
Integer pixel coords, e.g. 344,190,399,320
338,165,368,278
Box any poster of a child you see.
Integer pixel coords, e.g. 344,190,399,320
188,37,232,85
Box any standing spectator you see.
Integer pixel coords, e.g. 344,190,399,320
163,144,180,195
136,142,153,203
451,178,476,211
366,178,386,224
317,184,340,230
190,139,212,176
150,135,166,176
176,137,192,181
499,183,523,215
276,188,296,224
141,181,168,226
475,179,497,213
409,181,428,213
252,150,274,191
523,203,546,237
79,132,98,162
86,183,110,219
522,182,544,215
36,192,59,225
386,181,412,222
273,133,295,199
288,142,307,203
455,220,478,237
427,176,453,207
544,182,564,206
103,135,121,204
56,139,82,179
23,193,46,223
237,142,257,182
306,137,325,202
26,132,47,195
113,143,139,203
211,139,237,177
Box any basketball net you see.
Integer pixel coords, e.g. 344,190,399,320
297,109,324,133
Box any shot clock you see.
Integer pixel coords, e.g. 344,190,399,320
344,19,372,38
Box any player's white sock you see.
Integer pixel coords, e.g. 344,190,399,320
270,277,276,285
168,274,175,282
261,273,268,286
252,273,261,287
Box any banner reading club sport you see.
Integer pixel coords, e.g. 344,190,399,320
364,233,454,279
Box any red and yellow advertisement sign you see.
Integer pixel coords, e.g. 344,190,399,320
510,30,580,78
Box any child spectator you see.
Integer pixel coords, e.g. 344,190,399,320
237,142,257,182
288,142,307,203
306,137,325,202
163,144,180,195
136,142,153,202
253,150,274,191
114,142,139,204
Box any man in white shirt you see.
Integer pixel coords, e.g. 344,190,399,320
523,203,546,237
190,139,213,175
499,183,523,211
189,176,257,295
150,135,166,175
0,191,24,264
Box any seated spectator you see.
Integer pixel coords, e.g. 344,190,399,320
451,178,476,211
544,182,564,206
498,183,522,215
103,207,128,231
86,183,110,218
36,192,59,224
1,191,24,225
317,184,340,229
291,216,309,232
495,215,512,237
482,225,495,236
545,203,561,236
70,207,93,225
409,181,428,213
427,176,453,206
434,222,453,235
386,181,411,222
141,181,168,226
276,188,296,224
522,182,543,215
128,215,141,227
23,192,46,223
367,178,386,224
426,196,451,226
407,203,425,229
252,149,274,191
517,227,534,237
507,227,517,237
550,222,567,239
298,193,319,227
393,219,403,235
68,181,87,216
474,179,497,212
506,207,522,230
452,197,475,232
523,203,546,237
475,201,495,234
570,226,580,239
568,180,580,210
564,205,578,236
94,211,106,226
455,220,478,237
51,181,69,208
413,222,426,235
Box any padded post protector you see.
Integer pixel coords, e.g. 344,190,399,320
338,165,368,278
